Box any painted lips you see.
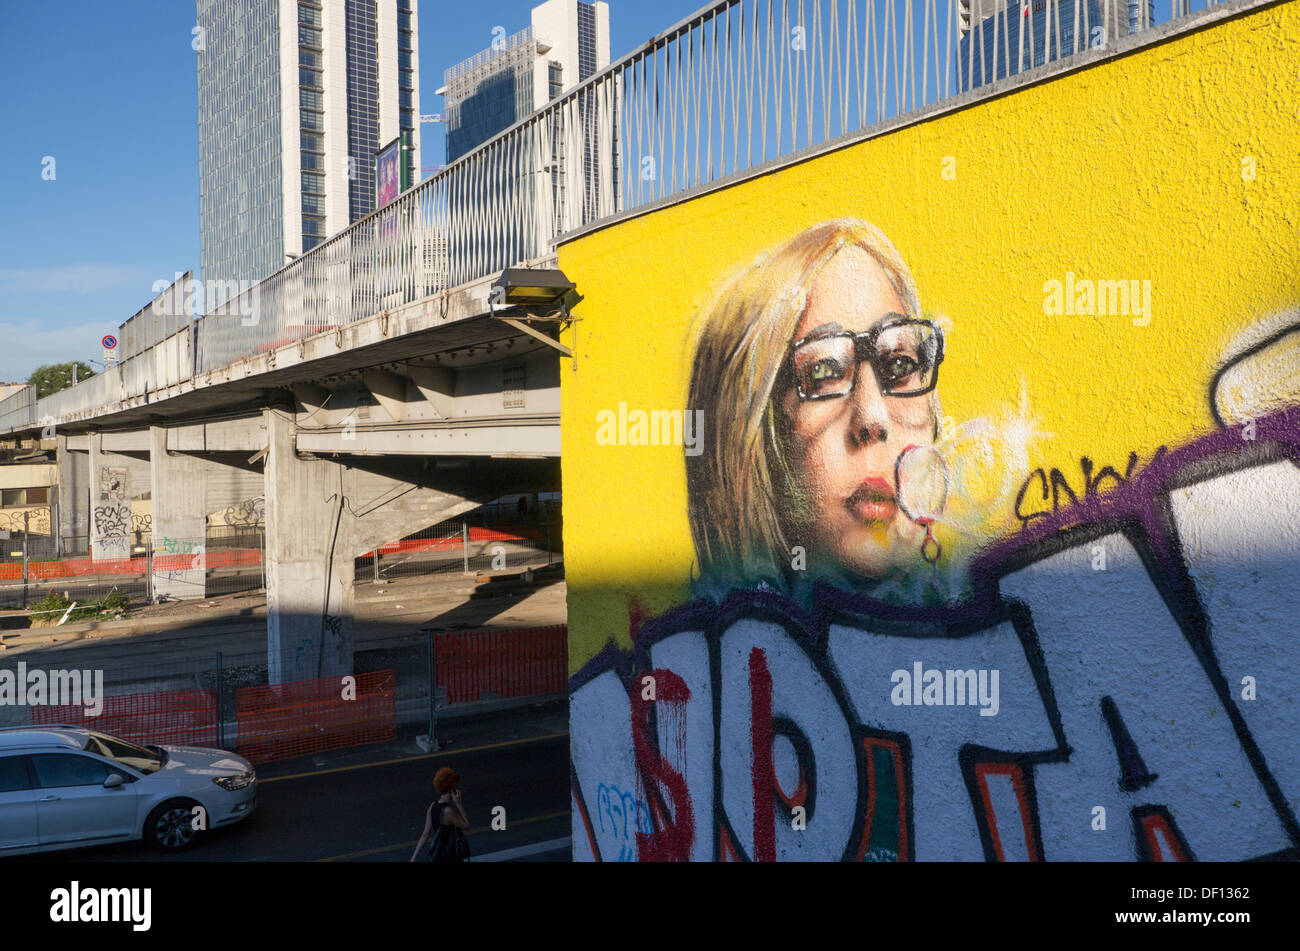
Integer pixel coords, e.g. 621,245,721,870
845,476,898,522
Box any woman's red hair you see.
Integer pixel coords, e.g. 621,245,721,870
433,767,459,794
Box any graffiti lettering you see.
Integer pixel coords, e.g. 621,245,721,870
219,498,265,527
92,505,130,537
0,507,51,534
595,782,652,862
156,536,201,554
1014,451,1157,528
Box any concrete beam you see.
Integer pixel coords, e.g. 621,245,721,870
55,435,89,548
101,431,150,454
89,435,140,560
149,426,208,601
406,364,455,419
293,383,331,416
168,416,267,453
294,417,560,457
360,368,409,423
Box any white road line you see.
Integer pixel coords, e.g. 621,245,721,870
470,837,571,862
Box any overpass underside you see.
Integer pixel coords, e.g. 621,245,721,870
24,274,563,682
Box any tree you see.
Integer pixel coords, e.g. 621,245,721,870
27,362,96,399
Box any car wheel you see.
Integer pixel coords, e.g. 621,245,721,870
144,799,204,853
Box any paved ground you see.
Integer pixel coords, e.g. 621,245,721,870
7,701,571,863
1,568,568,669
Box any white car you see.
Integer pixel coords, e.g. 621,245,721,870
0,725,256,856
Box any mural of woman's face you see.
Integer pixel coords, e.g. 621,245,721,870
777,247,936,580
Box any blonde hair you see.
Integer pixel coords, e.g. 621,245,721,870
685,218,926,593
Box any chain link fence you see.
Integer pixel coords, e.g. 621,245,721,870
0,523,265,612
2,499,561,614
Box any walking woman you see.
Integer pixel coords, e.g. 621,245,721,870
411,766,471,862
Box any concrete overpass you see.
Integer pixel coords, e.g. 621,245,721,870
0,259,568,682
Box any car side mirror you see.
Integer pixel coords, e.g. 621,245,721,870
104,773,125,789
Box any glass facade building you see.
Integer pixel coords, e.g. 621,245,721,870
196,0,420,300
442,27,542,164
440,0,608,163
437,0,611,267
197,0,286,303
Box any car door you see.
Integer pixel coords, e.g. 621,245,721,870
0,754,39,854
31,752,140,848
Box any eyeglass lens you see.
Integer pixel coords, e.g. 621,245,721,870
792,323,938,399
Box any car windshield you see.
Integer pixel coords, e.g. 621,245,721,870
83,731,165,775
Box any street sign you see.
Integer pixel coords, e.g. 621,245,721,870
102,334,118,365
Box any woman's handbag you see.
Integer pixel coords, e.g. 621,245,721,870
427,802,472,862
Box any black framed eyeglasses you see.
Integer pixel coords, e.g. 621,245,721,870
786,315,945,401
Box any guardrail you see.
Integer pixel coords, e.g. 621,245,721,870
0,386,35,431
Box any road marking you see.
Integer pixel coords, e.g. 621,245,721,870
471,836,570,862
315,809,571,862
259,732,569,785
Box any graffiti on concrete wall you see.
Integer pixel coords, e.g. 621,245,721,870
0,507,51,536
92,465,131,560
212,497,265,528
569,220,1300,862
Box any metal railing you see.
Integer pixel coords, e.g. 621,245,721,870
356,512,559,584
5,0,1245,425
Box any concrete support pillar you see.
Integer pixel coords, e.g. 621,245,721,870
88,435,134,561
55,435,89,550
149,427,209,601
263,407,354,684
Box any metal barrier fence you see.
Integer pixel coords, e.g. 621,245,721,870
0,505,560,608
0,624,567,762
435,626,567,705
235,670,396,765
31,689,219,749
358,518,559,583
0,528,266,610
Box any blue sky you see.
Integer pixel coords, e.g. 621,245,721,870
0,0,702,383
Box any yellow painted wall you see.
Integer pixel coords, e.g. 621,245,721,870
558,0,1300,669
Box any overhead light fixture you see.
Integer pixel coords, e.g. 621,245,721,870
490,268,578,311
488,267,583,358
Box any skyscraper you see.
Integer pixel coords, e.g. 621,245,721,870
439,0,609,163
956,0,1155,92
432,0,613,284
196,0,421,303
